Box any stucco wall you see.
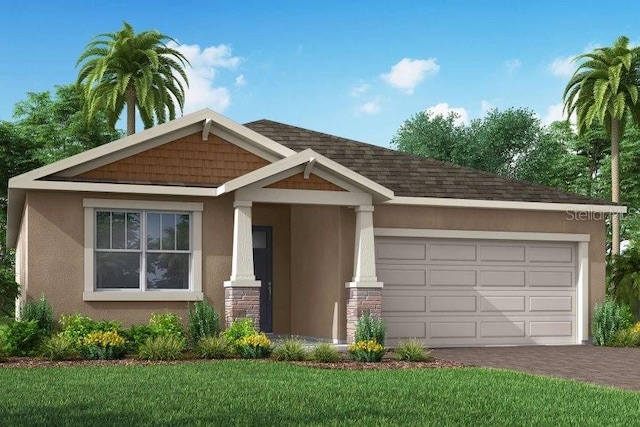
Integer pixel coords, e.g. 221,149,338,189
24,190,235,325
373,205,607,323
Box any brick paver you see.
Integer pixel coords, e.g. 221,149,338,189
433,345,640,391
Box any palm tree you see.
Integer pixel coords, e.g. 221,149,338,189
563,36,640,255
76,22,189,135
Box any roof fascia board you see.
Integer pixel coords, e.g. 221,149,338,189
7,188,25,248
384,196,627,213
10,179,216,197
236,187,373,206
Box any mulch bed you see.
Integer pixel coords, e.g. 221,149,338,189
0,356,467,370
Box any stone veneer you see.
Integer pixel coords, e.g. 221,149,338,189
224,287,260,329
346,287,383,343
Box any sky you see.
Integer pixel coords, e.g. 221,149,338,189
1,0,640,147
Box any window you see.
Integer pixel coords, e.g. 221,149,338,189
84,199,203,301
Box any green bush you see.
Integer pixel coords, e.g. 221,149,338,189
354,312,386,345
1,320,44,356
149,312,184,339
195,336,232,359
394,339,433,362
21,295,54,336
237,333,272,359
310,343,341,363
348,339,386,362
82,330,127,360
137,336,185,361
222,318,255,343
608,246,640,315
124,324,156,352
593,297,634,346
59,314,123,347
271,338,308,361
0,331,9,362
188,301,220,347
40,335,79,361
611,322,640,347
0,268,19,318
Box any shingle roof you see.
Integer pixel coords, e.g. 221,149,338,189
245,119,613,205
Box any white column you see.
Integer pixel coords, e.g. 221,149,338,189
346,205,383,288
224,200,261,288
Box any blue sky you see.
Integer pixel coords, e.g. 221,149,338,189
1,1,639,147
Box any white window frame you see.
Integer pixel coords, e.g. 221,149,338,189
83,198,203,301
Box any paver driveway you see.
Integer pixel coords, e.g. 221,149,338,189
433,345,640,391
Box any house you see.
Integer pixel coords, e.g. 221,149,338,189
6,109,624,346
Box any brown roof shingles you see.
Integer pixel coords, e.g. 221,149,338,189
245,119,613,206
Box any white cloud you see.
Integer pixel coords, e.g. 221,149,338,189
235,74,246,87
480,100,494,116
168,41,241,112
357,98,382,115
425,103,469,125
350,82,370,97
541,102,576,126
505,59,521,74
381,58,439,94
548,56,575,78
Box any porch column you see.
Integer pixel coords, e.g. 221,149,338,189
345,205,383,343
224,201,261,329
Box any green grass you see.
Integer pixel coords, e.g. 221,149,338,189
0,361,637,426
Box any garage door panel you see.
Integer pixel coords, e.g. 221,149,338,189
480,296,525,312
480,270,526,287
530,271,573,287
430,244,477,261
383,295,426,312
480,321,526,338
529,296,573,312
480,245,526,262
430,322,477,338
377,237,578,347
529,246,574,264
386,321,426,340
530,321,573,337
430,296,477,312
378,268,426,287
377,242,427,261
430,269,477,286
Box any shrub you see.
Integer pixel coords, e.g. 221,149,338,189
310,343,341,363
237,333,272,359
611,322,640,347
137,336,185,361
348,339,386,362
608,246,640,315
83,330,127,360
1,320,44,356
222,318,255,343
149,313,184,339
40,335,79,361
0,268,19,318
195,336,232,359
0,332,9,362
272,338,308,361
124,324,156,352
188,301,220,347
394,339,433,362
21,294,54,336
354,312,386,345
59,314,123,347
593,297,634,346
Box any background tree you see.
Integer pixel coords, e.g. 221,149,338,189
563,35,640,255
77,21,190,135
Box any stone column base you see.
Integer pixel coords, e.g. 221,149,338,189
346,287,383,343
224,286,260,329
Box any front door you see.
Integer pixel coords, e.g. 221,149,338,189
252,226,273,332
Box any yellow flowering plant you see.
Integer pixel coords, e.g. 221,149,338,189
82,330,127,360
237,332,272,359
348,339,386,362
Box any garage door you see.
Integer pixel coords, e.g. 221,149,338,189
376,237,577,347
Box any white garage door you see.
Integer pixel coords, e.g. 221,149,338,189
376,237,578,347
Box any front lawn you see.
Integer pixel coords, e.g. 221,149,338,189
0,361,637,426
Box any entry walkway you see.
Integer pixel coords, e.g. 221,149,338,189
433,345,640,391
